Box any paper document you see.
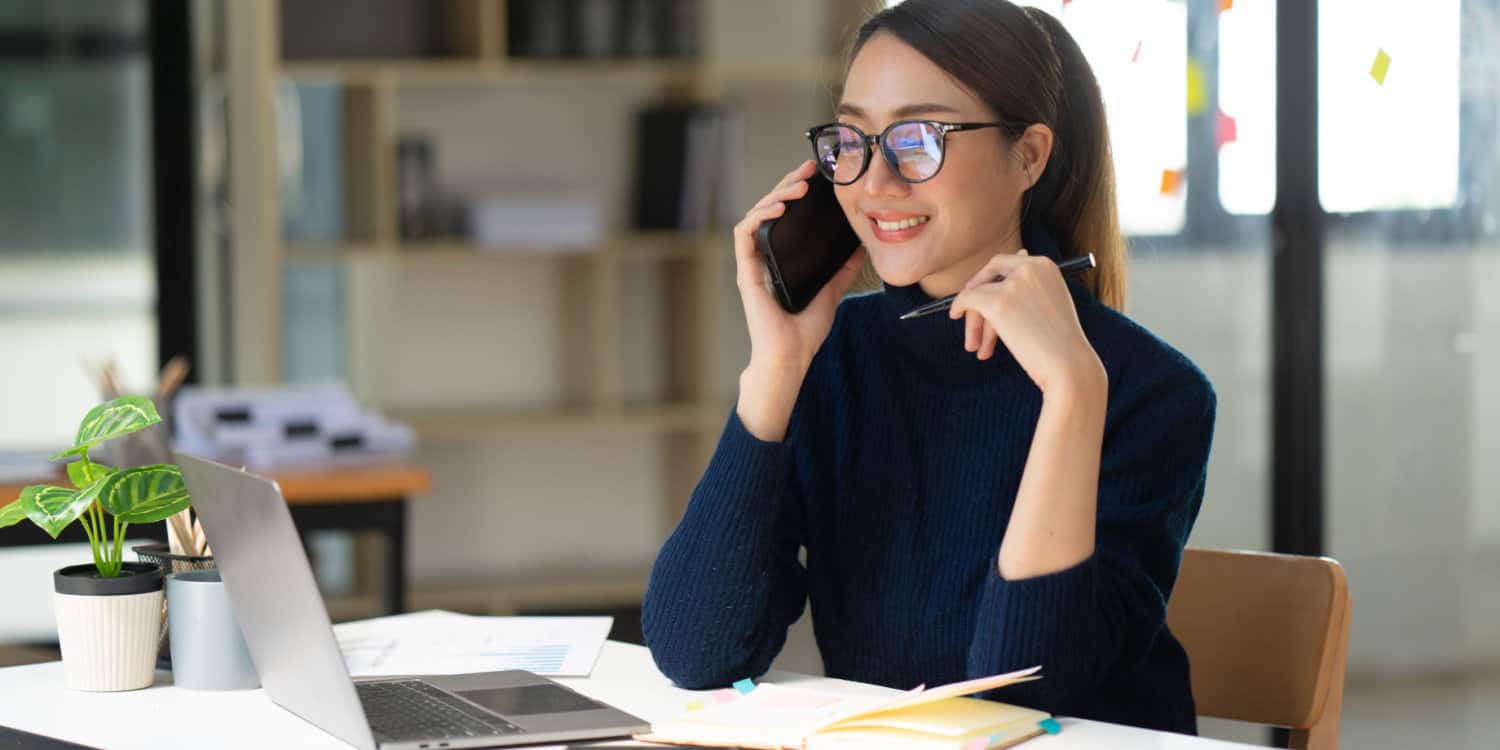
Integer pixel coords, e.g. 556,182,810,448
333,610,613,678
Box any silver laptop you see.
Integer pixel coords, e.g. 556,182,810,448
175,452,650,750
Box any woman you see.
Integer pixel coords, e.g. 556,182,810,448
641,0,1215,734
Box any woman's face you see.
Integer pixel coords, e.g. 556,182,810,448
835,31,1034,297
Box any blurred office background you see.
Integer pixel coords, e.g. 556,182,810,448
1,0,1497,747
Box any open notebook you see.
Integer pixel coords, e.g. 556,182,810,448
636,666,1051,750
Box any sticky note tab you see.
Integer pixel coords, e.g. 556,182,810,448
1131,40,1142,63
1186,59,1209,116
1039,718,1062,735
1216,110,1238,150
732,678,755,695
685,700,705,711
1160,169,1185,195
1370,48,1391,85
713,688,738,704
1220,0,1234,11
961,738,989,750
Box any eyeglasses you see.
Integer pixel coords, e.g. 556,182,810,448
805,118,1026,185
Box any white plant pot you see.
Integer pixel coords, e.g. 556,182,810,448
53,562,164,692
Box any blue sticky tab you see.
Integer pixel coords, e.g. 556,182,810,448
733,678,755,695
1039,718,1062,735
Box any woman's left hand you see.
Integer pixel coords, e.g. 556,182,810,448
948,249,1106,397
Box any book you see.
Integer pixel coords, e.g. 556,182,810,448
636,666,1051,750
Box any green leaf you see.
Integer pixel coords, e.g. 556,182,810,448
19,485,97,539
0,498,29,529
95,465,191,524
49,396,162,461
66,461,117,489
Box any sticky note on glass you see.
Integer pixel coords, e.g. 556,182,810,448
1039,718,1062,734
1187,59,1209,116
1220,0,1234,11
733,678,756,695
1370,49,1391,85
1160,169,1185,195
713,688,738,704
1216,110,1238,150
685,700,705,711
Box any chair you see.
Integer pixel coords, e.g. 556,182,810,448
1166,548,1352,750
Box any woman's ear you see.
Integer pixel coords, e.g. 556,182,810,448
1015,123,1055,189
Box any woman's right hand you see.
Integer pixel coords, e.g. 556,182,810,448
732,159,867,442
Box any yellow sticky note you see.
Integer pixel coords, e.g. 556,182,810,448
1370,49,1391,85
686,700,705,711
1186,59,1208,116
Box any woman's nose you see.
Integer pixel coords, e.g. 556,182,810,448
861,146,911,198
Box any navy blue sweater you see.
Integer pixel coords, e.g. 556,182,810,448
641,225,1216,734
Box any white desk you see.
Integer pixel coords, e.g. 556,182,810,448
0,641,1261,749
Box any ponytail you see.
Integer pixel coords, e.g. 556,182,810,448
1021,7,1127,310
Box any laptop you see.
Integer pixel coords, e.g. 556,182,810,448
175,452,651,750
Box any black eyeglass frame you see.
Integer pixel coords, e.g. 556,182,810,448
804,118,1030,185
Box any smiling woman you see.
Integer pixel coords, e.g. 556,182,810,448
641,0,1216,736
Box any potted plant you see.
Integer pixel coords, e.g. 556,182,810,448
0,396,192,691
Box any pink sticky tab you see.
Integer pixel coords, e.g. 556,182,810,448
1216,110,1238,150
713,688,738,704
961,739,989,750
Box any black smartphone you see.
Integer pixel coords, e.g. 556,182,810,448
754,173,861,314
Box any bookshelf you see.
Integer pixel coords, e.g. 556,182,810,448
227,0,863,618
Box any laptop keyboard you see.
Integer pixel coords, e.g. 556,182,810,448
357,680,524,742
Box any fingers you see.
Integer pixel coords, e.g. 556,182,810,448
777,159,818,190
963,248,1041,291
964,309,981,352
977,320,998,360
753,178,809,211
755,160,817,207
733,201,787,292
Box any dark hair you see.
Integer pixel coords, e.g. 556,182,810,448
846,0,1126,310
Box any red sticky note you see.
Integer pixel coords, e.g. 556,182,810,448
1216,110,1238,150
1160,169,1185,195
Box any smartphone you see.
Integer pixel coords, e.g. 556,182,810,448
754,173,861,314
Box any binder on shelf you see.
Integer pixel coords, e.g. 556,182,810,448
632,104,741,232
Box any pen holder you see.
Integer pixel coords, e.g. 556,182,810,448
165,570,259,690
134,543,215,667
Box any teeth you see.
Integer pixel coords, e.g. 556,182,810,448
875,216,929,231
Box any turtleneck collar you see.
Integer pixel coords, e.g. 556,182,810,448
874,222,1082,382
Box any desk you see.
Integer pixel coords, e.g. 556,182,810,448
0,464,432,615
0,641,1261,749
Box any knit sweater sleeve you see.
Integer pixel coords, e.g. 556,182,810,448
639,408,809,689
966,361,1217,715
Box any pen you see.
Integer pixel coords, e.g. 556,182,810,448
897,253,1097,320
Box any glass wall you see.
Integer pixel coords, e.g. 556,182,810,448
0,0,157,460
0,0,158,643
1322,0,1500,746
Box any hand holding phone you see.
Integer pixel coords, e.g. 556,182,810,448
754,168,863,314
729,161,866,442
